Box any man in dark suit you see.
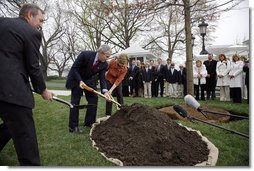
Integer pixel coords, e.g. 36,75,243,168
204,53,217,100
66,44,111,133
0,4,54,166
178,64,187,97
122,68,130,97
155,58,165,97
165,63,178,98
140,62,152,98
128,60,139,97
150,60,157,97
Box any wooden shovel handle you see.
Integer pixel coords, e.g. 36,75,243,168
81,83,95,92
81,83,121,107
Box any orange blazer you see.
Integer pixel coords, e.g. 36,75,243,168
105,59,127,86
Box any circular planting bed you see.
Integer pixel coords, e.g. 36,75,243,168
90,103,218,166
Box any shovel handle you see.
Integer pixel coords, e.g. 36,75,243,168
53,96,96,109
81,83,121,107
53,96,74,108
94,90,121,107
81,83,94,92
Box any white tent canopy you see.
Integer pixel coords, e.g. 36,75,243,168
111,45,157,62
206,44,249,58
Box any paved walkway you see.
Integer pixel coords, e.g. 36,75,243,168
46,82,65,88
49,90,71,96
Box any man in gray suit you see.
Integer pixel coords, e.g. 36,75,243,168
0,4,53,165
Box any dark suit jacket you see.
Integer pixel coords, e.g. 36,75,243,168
156,64,165,81
178,68,187,85
0,17,46,108
165,68,178,83
141,68,152,82
65,51,108,91
128,65,139,81
204,59,217,89
203,59,217,79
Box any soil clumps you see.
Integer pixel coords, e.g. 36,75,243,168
91,103,209,166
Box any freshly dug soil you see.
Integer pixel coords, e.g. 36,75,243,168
91,103,209,166
159,104,231,122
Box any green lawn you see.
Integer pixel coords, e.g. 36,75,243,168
46,79,66,84
0,95,249,166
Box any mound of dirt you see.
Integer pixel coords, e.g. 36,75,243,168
159,105,230,123
91,103,210,166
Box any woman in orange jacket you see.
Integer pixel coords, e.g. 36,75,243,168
105,54,128,115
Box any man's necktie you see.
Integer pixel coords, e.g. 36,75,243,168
92,60,99,69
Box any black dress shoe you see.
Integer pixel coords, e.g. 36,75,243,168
83,122,92,127
69,127,83,133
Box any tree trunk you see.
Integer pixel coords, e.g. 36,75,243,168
183,0,194,95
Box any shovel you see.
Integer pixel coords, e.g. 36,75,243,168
81,83,121,107
53,96,96,109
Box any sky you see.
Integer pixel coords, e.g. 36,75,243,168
213,0,249,45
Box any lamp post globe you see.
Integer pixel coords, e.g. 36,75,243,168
198,20,208,55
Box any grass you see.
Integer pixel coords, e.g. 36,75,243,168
46,79,66,83
0,95,249,166
46,86,67,90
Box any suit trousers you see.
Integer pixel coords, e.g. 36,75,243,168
155,79,164,97
194,83,205,100
168,83,178,98
0,101,40,166
143,82,151,98
230,87,242,103
69,86,98,129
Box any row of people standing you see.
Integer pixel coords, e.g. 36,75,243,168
123,58,187,98
124,53,248,104
194,53,248,103
218,53,246,103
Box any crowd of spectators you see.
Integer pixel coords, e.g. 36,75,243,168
120,53,249,104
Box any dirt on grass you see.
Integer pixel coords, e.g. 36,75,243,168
91,103,210,166
159,104,230,123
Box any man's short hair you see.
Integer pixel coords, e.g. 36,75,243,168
19,3,44,17
208,53,213,57
97,44,111,54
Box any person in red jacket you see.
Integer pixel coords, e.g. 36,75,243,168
105,54,128,115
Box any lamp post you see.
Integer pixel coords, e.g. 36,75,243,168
191,34,195,59
198,20,208,55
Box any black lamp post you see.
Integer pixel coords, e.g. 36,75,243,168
191,34,195,59
198,20,208,55
191,34,195,47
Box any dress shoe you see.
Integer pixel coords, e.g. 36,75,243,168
83,124,92,128
69,127,83,133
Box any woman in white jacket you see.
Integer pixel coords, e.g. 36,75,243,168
229,54,244,103
216,54,231,101
193,60,207,100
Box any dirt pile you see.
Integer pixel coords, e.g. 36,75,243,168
159,104,231,122
91,103,209,166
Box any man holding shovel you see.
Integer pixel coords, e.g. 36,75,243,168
66,45,112,133
0,4,54,165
